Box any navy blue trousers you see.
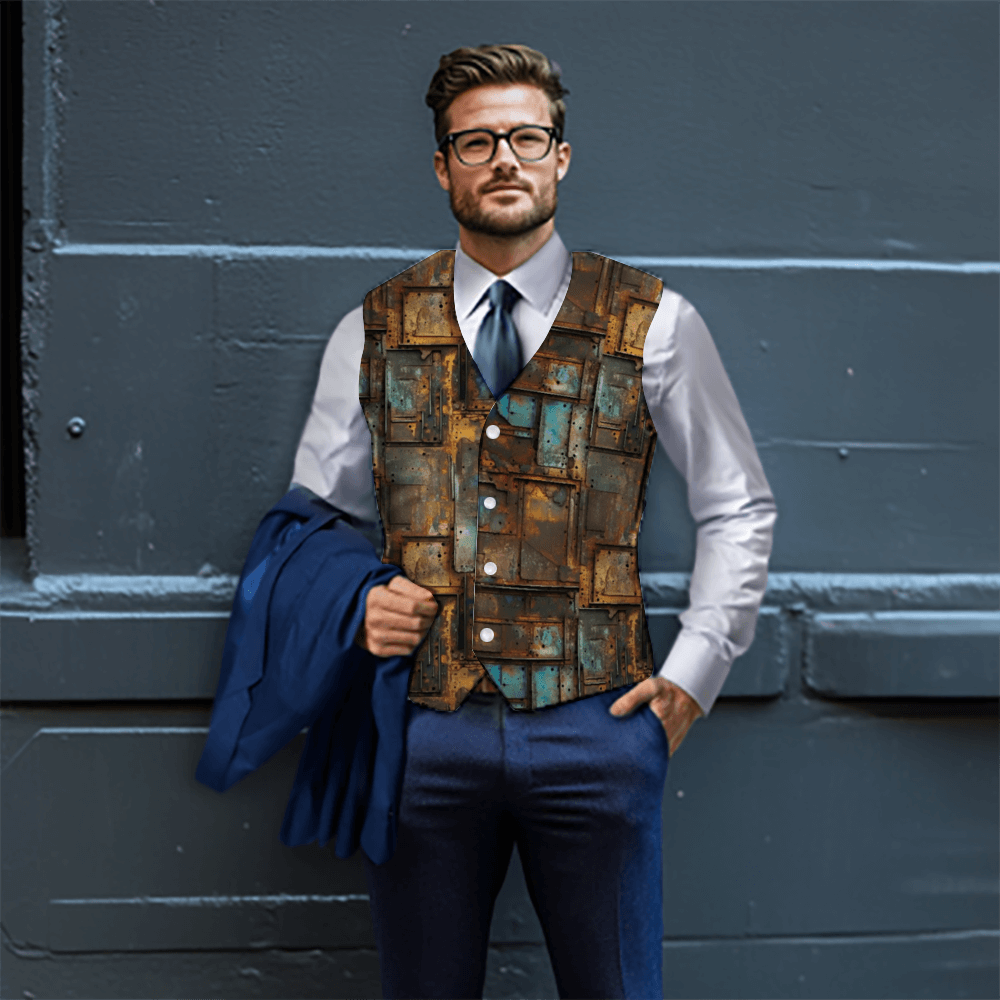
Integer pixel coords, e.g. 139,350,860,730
362,683,670,999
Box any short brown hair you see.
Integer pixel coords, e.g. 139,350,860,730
425,44,569,146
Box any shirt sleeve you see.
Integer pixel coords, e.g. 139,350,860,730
641,291,778,716
289,304,382,528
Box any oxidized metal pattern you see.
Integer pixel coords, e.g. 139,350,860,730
362,251,664,712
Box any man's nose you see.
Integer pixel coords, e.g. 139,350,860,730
492,135,521,169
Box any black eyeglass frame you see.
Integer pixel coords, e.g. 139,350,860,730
438,125,562,165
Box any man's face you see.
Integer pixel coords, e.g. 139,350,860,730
433,83,572,238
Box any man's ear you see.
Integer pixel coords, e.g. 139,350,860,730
433,150,451,193
556,141,572,183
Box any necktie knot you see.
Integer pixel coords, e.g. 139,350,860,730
487,279,521,315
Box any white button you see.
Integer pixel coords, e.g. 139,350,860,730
485,424,500,439
483,496,497,510
484,561,498,576
479,627,495,643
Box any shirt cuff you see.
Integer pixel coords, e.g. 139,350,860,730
656,628,732,717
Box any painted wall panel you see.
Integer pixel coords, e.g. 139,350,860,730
0,611,230,700
53,2,998,260
3,703,996,956
29,256,999,576
3,932,996,1000
0,947,383,1000
37,254,217,575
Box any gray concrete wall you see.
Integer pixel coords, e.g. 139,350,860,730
2,2,998,998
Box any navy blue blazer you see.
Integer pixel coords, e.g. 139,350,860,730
195,485,411,865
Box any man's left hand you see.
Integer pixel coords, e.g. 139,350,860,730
609,677,704,756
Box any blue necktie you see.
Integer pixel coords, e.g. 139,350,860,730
473,280,523,398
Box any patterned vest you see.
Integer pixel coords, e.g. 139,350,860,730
361,250,664,712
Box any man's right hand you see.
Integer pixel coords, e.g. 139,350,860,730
355,574,439,658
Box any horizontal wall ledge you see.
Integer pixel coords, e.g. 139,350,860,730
0,606,790,701
641,572,1000,612
1,574,997,701
3,568,998,614
0,570,239,615
51,242,1000,274
805,611,1000,698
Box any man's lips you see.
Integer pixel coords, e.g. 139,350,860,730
483,184,529,194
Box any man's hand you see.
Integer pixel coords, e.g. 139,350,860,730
355,574,439,658
609,676,704,756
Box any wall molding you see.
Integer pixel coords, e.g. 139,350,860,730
51,242,1000,273
2,572,996,702
3,570,997,613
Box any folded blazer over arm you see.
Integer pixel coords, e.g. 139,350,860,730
195,484,412,865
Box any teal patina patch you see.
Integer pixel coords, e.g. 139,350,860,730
498,393,537,428
531,664,561,707
533,624,564,658
386,366,417,412
486,662,526,699
579,617,615,680
596,375,625,421
545,362,581,395
538,401,572,468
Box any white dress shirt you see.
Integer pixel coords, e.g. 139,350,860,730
290,229,777,716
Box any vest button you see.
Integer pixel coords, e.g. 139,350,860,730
484,561,497,576
485,424,500,439
479,627,495,643
483,496,497,510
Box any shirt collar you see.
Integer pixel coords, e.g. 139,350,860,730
453,229,571,321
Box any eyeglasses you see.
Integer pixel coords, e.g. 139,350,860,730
439,126,561,166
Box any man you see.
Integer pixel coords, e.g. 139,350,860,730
290,44,777,1000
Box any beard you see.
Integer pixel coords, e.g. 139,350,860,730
448,174,558,237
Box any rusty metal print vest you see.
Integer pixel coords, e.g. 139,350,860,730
361,250,664,712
